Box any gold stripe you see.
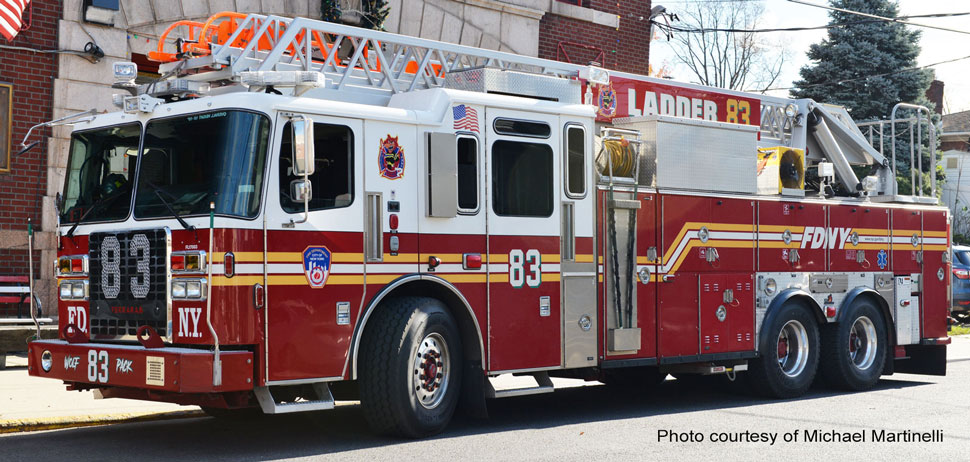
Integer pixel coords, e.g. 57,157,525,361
668,240,753,275
924,230,948,238
575,254,594,263
854,244,888,251
924,244,948,251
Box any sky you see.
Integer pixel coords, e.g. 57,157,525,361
648,0,970,115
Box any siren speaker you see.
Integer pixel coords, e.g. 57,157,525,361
756,147,805,195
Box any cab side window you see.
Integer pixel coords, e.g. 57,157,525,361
279,122,354,213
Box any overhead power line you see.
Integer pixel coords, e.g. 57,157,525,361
762,54,970,92
787,0,970,35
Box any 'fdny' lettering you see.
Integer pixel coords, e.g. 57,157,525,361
800,227,853,250
115,358,133,374
178,307,203,338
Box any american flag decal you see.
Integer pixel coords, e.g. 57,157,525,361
453,104,479,133
0,0,29,42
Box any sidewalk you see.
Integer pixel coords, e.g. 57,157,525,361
0,354,203,433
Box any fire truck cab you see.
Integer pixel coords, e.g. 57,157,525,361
29,12,951,438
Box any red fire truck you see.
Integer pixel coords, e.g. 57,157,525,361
28,11,950,437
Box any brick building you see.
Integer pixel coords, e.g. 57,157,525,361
0,0,60,308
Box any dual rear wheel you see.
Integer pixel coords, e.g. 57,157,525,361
749,298,888,398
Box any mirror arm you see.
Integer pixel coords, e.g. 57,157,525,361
294,171,310,224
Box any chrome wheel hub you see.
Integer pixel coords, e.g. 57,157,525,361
777,320,809,378
412,333,450,409
848,316,878,370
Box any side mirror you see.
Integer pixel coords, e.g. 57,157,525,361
291,117,315,176
290,179,312,203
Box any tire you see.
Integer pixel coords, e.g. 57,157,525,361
748,302,820,398
600,367,667,389
359,297,463,438
819,298,888,391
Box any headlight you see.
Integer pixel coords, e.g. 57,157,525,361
186,280,202,298
71,283,84,299
41,350,52,372
764,278,777,295
172,280,186,298
59,282,72,299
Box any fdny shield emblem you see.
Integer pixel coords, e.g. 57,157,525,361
596,82,617,118
303,246,332,288
378,135,405,180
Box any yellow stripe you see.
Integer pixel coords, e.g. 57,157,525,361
668,240,753,275
854,228,889,236
575,254,594,263
489,254,508,263
924,244,948,251
924,230,948,238
854,244,888,251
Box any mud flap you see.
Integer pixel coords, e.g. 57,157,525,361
458,360,488,419
893,345,947,376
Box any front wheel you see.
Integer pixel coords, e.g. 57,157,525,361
748,302,820,398
359,297,463,438
819,299,887,391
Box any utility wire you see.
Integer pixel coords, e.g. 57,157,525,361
654,18,887,33
763,54,970,91
787,0,970,35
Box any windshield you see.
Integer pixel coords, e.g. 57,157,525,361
60,123,141,223
134,110,270,219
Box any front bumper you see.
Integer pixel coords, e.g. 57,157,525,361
28,340,253,393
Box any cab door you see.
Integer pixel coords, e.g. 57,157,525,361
264,113,365,383
486,109,562,372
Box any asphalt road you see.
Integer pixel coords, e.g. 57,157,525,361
3,336,969,462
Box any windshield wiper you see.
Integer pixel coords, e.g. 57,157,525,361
65,191,125,238
144,181,195,231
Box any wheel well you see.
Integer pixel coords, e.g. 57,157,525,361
350,276,485,380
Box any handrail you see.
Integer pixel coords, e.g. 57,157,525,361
890,103,936,198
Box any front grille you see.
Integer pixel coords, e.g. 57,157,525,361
88,229,169,339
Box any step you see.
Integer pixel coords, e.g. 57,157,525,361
254,383,335,414
485,372,555,399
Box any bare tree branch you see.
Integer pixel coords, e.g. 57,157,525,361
666,0,790,92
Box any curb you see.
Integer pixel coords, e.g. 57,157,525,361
0,409,206,434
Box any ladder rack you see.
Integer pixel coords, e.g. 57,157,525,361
151,12,589,96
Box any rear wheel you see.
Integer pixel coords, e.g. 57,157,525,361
819,299,887,391
359,297,463,438
748,302,820,398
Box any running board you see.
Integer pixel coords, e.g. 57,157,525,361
485,372,555,398
254,383,335,414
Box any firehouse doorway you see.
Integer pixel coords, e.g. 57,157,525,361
485,108,562,372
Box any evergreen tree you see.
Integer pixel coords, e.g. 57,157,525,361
792,0,933,120
791,0,938,195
